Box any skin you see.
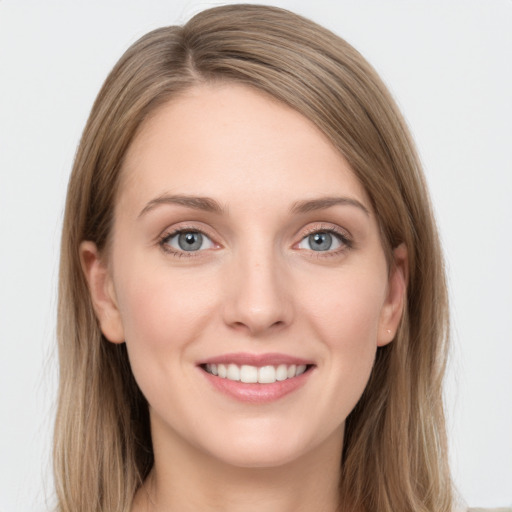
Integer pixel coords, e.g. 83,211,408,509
81,83,407,512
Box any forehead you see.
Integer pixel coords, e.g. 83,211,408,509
118,83,371,215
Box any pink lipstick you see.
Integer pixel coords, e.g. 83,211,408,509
198,353,314,403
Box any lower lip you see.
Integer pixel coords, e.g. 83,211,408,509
200,367,313,403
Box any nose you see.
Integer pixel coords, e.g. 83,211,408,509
222,244,293,336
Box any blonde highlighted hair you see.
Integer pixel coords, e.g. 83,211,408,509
55,4,452,511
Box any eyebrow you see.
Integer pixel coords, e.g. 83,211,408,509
290,197,370,216
138,194,370,218
138,194,225,218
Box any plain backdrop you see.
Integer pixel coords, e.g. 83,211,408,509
0,1,511,511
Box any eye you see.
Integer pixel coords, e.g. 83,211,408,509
297,230,346,252
161,230,216,253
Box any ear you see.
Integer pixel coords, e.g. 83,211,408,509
377,243,408,347
79,241,125,343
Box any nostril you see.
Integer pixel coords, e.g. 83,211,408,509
229,318,286,335
221,272,294,334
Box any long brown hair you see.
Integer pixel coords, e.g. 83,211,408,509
55,4,452,511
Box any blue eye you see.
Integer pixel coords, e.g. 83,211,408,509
162,230,215,252
297,231,344,252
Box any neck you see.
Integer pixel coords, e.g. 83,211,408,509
132,423,343,512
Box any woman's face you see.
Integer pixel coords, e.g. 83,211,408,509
82,83,406,469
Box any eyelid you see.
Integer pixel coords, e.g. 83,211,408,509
293,223,353,255
157,223,221,257
298,222,352,243
155,221,353,258
299,222,351,239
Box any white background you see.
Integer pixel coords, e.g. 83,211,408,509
0,1,511,511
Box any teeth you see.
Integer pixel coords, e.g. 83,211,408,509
276,364,288,381
226,364,240,381
296,364,307,375
217,364,227,378
205,363,309,383
258,365,276,384
240,365,258,383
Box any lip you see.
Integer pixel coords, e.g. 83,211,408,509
197,352,315,404
198,352,313,367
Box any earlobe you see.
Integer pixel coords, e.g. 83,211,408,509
377,243,408,347
79,241,125,343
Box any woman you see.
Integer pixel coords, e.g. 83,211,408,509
55,4,461,511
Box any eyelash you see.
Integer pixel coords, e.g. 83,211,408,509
297,225,353,258
158,224,353,259
158,225,214,258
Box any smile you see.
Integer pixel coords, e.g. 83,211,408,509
198,353,315,402
204,363,308,384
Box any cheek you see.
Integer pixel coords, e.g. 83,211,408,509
299,266,387,393
112,259,223,420
113,256,217,362
303,266,387,344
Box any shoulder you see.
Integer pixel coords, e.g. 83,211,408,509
468,508,512,512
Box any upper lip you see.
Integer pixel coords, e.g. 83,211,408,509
198,352,314,367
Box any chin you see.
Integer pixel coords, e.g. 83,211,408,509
200,423,336,470
210,442,308,470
